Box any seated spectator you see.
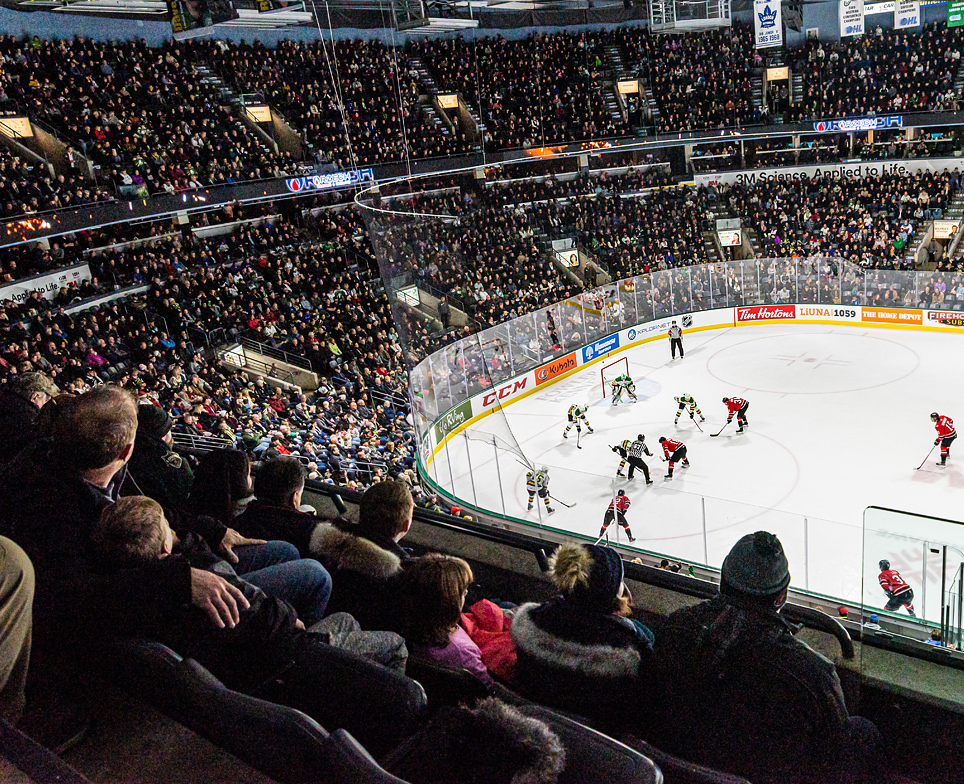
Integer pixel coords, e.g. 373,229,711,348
402,553,495,687
388,697,565,784
0,372,58,462
655,531,883,783
125,403,194,512
510,543,653,728
187,448,254,525
309,479,414,632
233,455,320,556
91,496,407,687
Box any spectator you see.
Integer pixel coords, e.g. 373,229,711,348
187,448,255,525
0,371,58,462
655,531,883,783
233,456,321,557
511,543,653,728
309,478,414,632
402,553,495,687
125,403,194,512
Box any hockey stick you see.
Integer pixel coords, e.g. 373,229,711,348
916,444,937,470
693,418,704,433
710,421,730,437
549,494,576,508
576,426,582,450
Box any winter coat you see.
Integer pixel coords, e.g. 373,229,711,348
460,598,518,686
124,433,194,513
510,597,652,729
309,520,408,633
655,595,852,782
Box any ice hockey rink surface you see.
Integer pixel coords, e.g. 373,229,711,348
430,323,964,613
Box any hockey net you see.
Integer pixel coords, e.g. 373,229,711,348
600,356,629,399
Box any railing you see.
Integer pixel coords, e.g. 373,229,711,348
241,338,313,371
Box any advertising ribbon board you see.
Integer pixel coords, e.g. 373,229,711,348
754,0,784,48
950,0,964,26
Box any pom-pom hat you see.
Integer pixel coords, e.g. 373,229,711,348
721,531,790,597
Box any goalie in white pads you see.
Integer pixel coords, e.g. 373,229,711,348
563,404,594,439
526,466,554,514
610,373,637,405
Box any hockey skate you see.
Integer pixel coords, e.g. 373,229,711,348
937,461,947,467
682,460,690,467
547,507,555,514
627,535,636,543
527,501,534,510
616,471,625,477
664,473,673,480
736,427,744,433
645,479,654,486
587,427,594,433
563,432,568,439
700,416,706,422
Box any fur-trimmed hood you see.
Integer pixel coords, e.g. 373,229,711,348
511,601,643,679
309,522,403,580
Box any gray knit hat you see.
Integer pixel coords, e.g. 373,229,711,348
721,531,790,597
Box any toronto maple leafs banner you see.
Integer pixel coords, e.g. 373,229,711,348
839,0,865,37
754,0,783,48
895,0,920,28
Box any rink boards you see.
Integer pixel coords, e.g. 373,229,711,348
423,303,964,464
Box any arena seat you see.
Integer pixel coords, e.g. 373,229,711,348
403,656,493,713
514,705,664,784
0,718,94,784
620,735,751,784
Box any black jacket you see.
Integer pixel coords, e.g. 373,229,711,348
309,519,409,633
654,595,852,782
124,434,194,513
233,500,320,557
0,443,192,657
0,387,40,463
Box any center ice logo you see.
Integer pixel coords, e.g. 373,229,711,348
758,4,777,28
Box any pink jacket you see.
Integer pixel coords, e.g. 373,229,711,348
460,599,518,686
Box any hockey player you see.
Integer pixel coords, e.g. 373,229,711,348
563,404,594,440
610,373,637,406
674,393,705,425
526,465,554,515
931,412,957,467
723,396,750,432
658,436,689,480
600,490,634,542
611,434,654,484
878,560,917,617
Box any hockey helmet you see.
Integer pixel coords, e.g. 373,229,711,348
722,397,730,404
879,559,890,572
658,436,667,443
617,490,625,496
931,412,940,421
541,465,549,474
637,433,645,441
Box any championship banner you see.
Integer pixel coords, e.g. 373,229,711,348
839,0,865,36
0,263,90,305
895,0,920,28
754,0,784,48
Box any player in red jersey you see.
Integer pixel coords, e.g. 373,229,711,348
877,560,916,617
658,436,689,480
930,412,957,467
723,396,750,433
600,490,634,542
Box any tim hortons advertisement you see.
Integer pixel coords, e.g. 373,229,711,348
693,157,960,188
535,352,578,385
736,304,796,322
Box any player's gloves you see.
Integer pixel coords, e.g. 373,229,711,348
611,446,618,453
936,439,941,445
726,417,732,423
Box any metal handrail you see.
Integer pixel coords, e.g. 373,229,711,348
240,338,313,371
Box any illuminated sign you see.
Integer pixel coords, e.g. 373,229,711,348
285,169,374,193
0,117,32,138
437,94,459,109
617,80,640,94
244,105,273,124
813,116,902,132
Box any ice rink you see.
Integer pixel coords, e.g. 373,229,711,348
429,322,964,611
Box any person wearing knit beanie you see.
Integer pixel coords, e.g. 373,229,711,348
720,530,791,601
